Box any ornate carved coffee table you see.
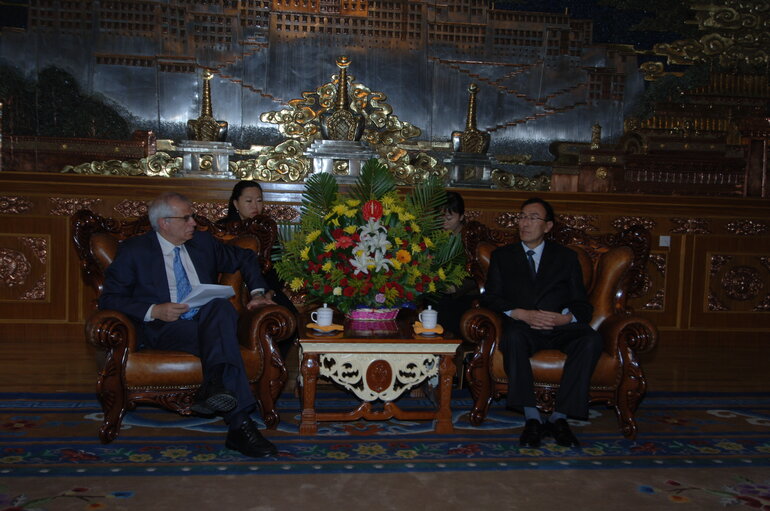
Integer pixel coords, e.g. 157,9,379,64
298,316,461,435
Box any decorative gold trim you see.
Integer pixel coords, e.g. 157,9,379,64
0,248,31,288
726,219,768,236
671,218,710,234
63,152,182,177
49,198,103,216
490,170,551,190
114,200,149,218
557,215,599,232
19,274,46,300
651,1,770,68
0,196,33,214
20,237,47,264
612,216,656,231
257,56,444,183
642,289,665,311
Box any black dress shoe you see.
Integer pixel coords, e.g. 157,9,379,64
226,418,278,458
519,419,544,448
546,418,581,448
190,383,237,416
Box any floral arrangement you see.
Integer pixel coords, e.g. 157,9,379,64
276,159,467,315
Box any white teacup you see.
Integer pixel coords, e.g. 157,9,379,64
311,303,333,327
419,305,438,330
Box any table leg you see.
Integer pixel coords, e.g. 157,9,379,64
434,354,456,433
299,353,320,435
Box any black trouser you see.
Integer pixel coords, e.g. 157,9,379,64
499,318,603,419
142,298,256,422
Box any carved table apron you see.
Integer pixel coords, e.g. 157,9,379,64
298,331,461,435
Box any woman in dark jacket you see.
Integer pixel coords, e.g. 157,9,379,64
221,180,298,359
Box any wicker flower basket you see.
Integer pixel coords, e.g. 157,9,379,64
346,307,400,321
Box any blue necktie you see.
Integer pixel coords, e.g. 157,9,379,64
173,247,198,320
526,249,537,280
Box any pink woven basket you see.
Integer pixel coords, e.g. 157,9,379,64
346,307,400,321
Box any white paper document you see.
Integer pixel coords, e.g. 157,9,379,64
182,284,235,308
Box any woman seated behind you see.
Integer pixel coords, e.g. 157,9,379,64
434,191,479,336
220,180,299,358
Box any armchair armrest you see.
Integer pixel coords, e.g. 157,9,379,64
238,304,297,352
597,314,658,356
460,306,503,347
85,309,139,353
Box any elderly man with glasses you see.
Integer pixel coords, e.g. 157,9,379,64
481,197,602,449
98,191,278,458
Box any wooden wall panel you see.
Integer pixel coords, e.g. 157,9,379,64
0,216,71,321
688,235,770,330
1,171,768,342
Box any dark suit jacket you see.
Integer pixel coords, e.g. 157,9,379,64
480,240,593,327
99,229,268,323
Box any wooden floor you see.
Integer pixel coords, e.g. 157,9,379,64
1,329,768,394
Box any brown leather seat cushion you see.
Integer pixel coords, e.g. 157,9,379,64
125,347,263,387
490,349,618,388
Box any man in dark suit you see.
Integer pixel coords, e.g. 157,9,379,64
481,197,602,448
99,191,279,458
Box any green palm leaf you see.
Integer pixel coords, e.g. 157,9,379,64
408,174,446,233
350,158,396,203
301,171,338,226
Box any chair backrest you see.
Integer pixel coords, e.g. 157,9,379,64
462,220,651,326
71,209,278,309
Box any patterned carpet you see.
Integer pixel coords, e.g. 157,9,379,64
1,391,769,510
2,391,769,476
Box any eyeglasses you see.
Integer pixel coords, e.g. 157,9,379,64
164,215,194,222
518,214,547,223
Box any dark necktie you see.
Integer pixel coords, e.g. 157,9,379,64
526,249,537,280
173,247,198,320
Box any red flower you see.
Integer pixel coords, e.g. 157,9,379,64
323,285,333,294
343,287,356,297
362,199,383,221
336,236,355,249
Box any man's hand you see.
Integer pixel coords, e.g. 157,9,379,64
152,302,190,322
246,290,275,311
512,309,573,330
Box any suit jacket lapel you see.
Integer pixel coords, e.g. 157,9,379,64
145,232,171,303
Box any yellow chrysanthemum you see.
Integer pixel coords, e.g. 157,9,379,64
428,282,436,292
438,268,446,281
344,208,357,218
401,212,416,222
392,260,402,270
323,242,336,252
305,230,321,243
423,237,434,248
300,247,310,260
344,225,357,234
411,243,422,254
329,217,340,227
346,199,361,207
332,204,348,216
410,222,420,232
290,278,304,292
322,261,332,272
394,236,403,247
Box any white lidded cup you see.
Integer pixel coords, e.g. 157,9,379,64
419,305,438,329
311,303,334,327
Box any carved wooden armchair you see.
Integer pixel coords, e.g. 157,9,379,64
71,209,296,443
460,221,658,439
